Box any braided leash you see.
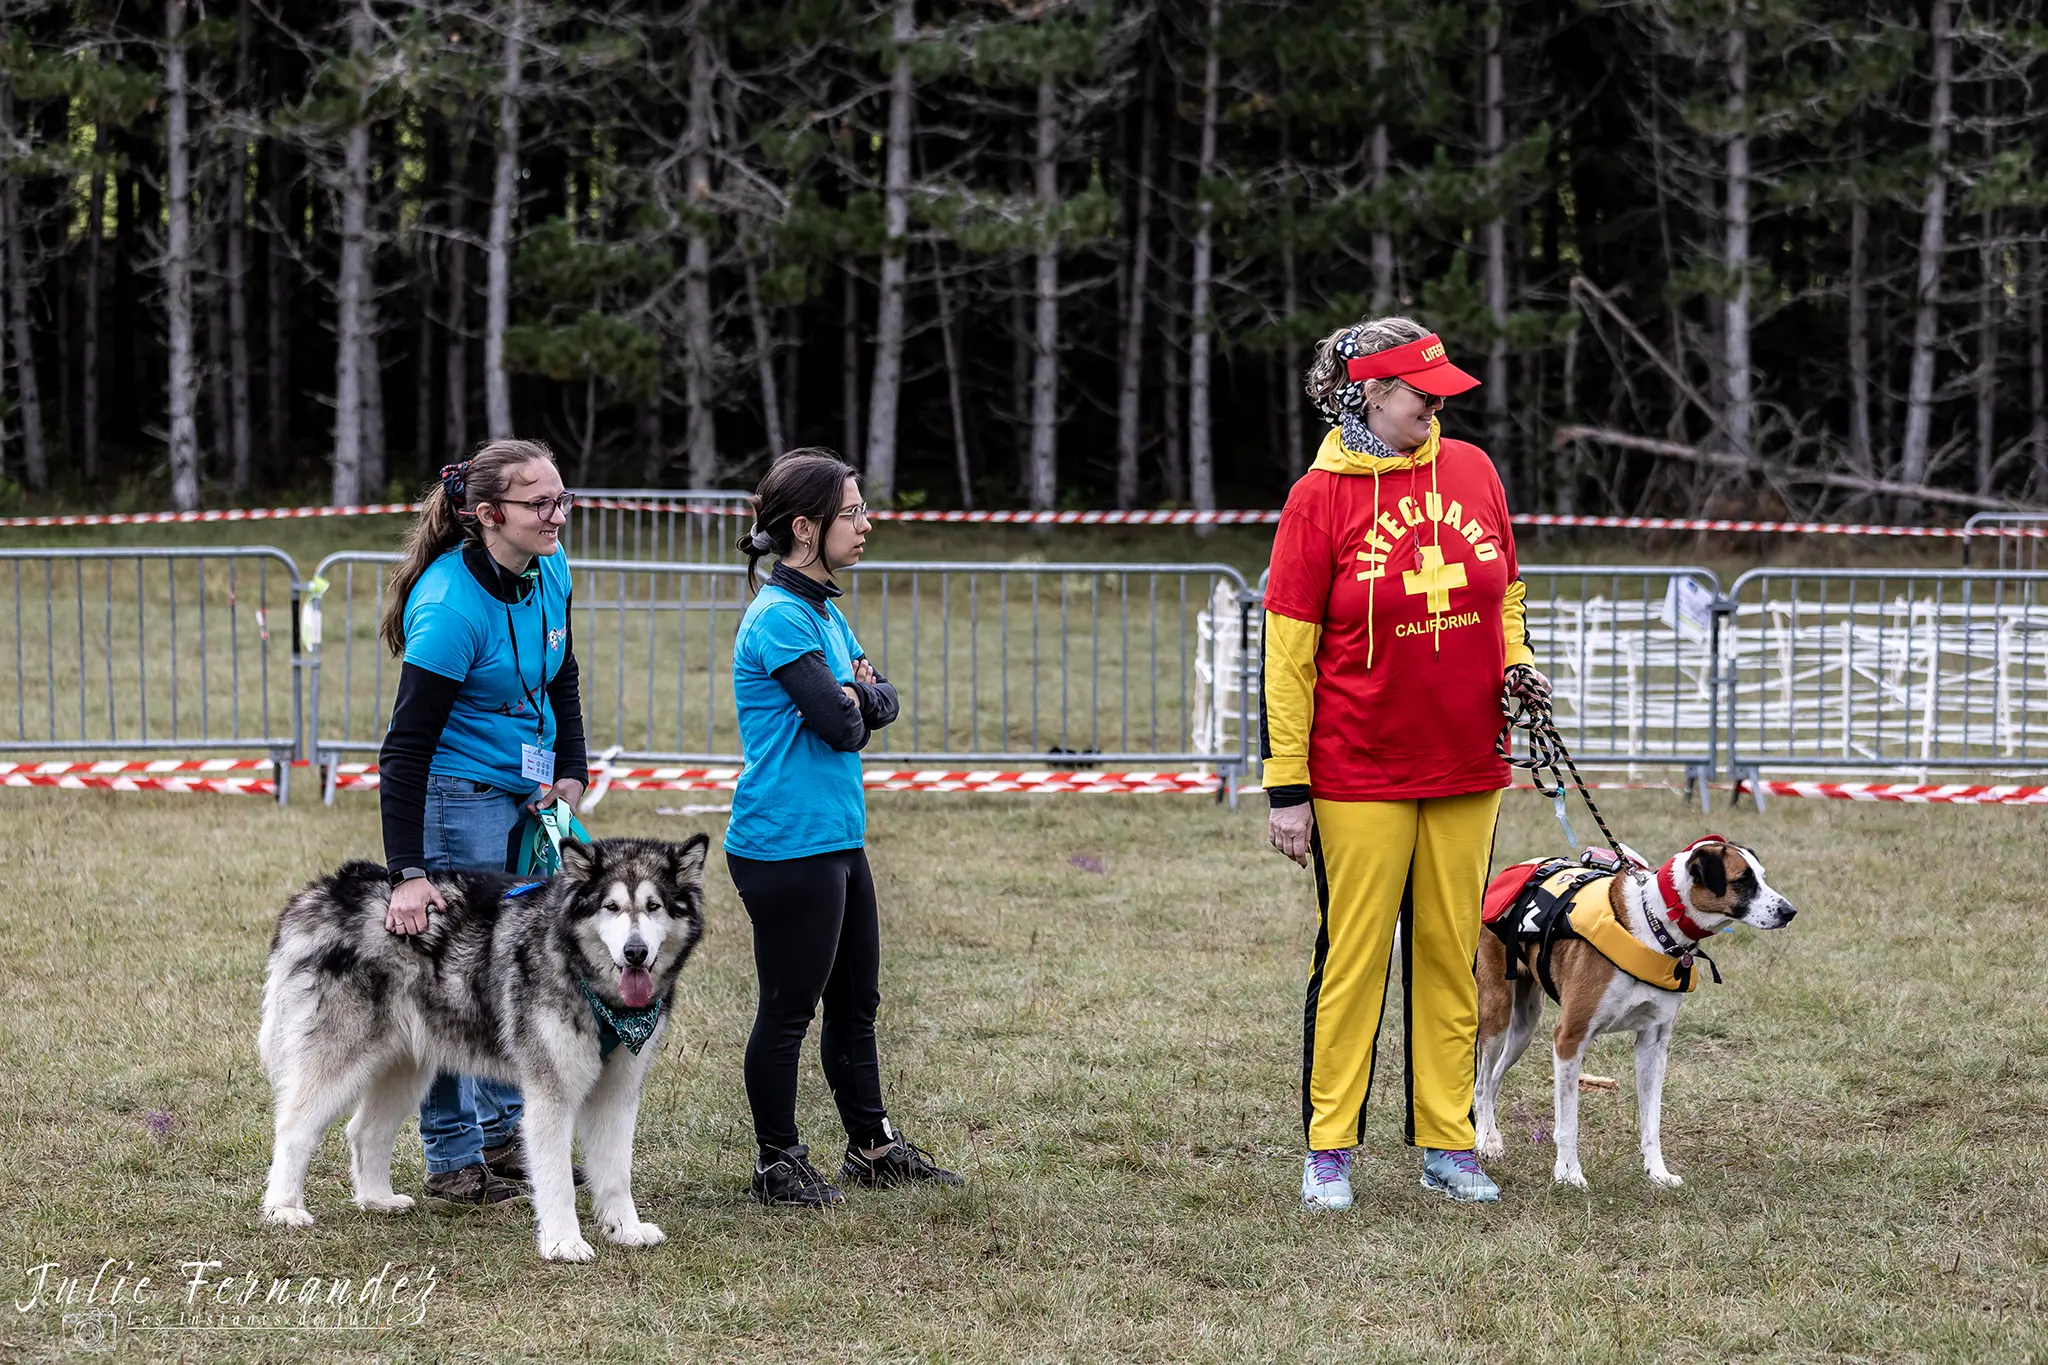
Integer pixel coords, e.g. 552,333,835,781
1497,669,1639,881
1498,669,1723,982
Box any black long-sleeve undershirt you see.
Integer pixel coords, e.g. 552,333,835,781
771,652,899,752
380,547,588,878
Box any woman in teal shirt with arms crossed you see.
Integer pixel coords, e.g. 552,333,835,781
726,448,964,1207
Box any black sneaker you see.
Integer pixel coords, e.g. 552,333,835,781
750,1144,846,1208
422,1162,528,1208
839,1135,964,1189
481,1139,587,1189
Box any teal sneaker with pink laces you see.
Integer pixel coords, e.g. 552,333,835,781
1301,1148,1354,1211
1421,1147,1499,1203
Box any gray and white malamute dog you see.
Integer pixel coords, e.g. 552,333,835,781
258,834,707,1262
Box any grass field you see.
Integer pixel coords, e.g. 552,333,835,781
2,785,2044,1363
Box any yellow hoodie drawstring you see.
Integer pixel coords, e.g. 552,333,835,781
1367,468,1380,671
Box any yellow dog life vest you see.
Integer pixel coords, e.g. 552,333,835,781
1486,860,1700,996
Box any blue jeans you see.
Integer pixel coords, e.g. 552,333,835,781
418,774,527,1174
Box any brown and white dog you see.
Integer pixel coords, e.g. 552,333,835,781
1472,837,1796,1190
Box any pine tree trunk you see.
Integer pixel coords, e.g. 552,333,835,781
362,298,386,495
780,305,800,451
0,210,9,472
1161,266,1184,503
863,0,916,504
414,232,433,464
682,16,716,487
226,0,253,490
331,0,372,503
1009,262,1029,499
485,0,525,443
1481,8,1511,494
934,259,972,508
207,227,231,477
1281,243,1303,474
1722,21,1752,466
444,137,470,460
743,259,786,456
265,134,290,471
842,266,861,465
1028,72,1061,511
164,0,200,509
84,155,103,481
0,77,48,491
1367,21,1392,311
1899,0,1954,508
637,397,663,484
1847,188,1872,477
1114,60,1156,509
1184,0,1221,514
1975,220,1996,499
2030,240,2046,497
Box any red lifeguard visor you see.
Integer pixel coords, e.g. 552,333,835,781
1344,332,1481,396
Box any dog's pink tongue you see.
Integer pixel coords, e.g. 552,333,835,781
620,968,654,1009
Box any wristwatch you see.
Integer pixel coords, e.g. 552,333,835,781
389,867,428,888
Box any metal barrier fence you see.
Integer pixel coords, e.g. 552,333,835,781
1961,512,2048,571
13,545,2048,812
305,553,1257,802
0,547,304,798
565,489,752,568
1718,567,2048,797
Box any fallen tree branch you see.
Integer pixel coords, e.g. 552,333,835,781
1551,425,2042,514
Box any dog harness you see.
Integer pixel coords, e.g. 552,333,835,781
1482,857,1705,1000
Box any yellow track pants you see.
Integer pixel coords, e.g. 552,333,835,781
1302,789,1502,1152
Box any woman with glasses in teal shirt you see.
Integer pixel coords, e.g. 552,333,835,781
725,449,964,1208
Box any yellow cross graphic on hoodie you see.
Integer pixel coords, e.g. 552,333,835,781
1402,544,1467,614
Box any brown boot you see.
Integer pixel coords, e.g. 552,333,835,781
422,1162,528,1208
481,1139,586,1189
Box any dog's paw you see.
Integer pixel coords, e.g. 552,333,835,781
1477,1133,1506,1161
262,1205,316,1228
1551,1166,1589,1191
1646,1169,1683,1189
603,1219,665,1248
538,1234,597,1263
355,1194,416,1215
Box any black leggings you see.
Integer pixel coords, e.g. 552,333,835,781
726,847,889,1155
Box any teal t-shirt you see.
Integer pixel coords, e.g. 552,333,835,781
725,586,868,861
402,547,572,793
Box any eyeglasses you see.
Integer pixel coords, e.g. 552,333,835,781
507,493,576,519
1394,380,1445,408
835,502,870,523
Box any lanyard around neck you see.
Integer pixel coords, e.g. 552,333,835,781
498,561,548,741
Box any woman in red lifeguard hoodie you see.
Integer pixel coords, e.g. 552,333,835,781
1263,315,1550,1211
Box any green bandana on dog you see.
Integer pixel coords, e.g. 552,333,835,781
578,980,663,1058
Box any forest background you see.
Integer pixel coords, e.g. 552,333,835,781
0,0,2044,523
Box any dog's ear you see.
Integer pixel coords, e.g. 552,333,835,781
1687,843,1728,899
558,838,600,881
668,833,710,888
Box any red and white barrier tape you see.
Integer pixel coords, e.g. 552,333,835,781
0,759,277,776
1,771,275,794
1738,780,2048,804
316,763,1220,796
7,499,2047,538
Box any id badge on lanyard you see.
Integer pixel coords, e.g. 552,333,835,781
505,569,555,786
